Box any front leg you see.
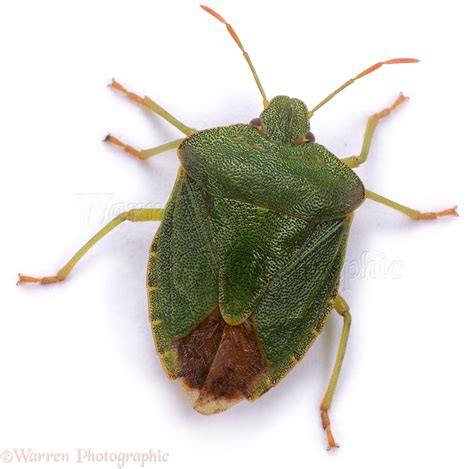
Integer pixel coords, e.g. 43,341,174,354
110,80,196,136
341,94,407,169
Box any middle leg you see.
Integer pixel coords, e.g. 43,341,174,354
365,190,458,220
18,208,165,285
104,134,183,160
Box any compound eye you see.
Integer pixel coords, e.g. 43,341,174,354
304,131,315,143
295,130,315,145
249,117,262,128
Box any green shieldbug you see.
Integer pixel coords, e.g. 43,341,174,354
18,5,457,450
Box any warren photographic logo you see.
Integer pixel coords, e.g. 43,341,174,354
0,448,169,468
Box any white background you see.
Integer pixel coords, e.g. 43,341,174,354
1,1,473,468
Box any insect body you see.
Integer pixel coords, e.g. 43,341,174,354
18,5,457,450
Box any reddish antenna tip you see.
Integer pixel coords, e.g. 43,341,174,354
199,5,244,50
385,58,420,64
199,4,269,107
200,5,226,23
356,58,420,79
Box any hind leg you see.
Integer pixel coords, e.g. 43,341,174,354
320,294,352,450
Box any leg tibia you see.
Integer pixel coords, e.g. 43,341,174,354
342,94,408,168
110,80,196,136
320,294,352,450
366,190,458,220
18,208,164,285
104,134,183,160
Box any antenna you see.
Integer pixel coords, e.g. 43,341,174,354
200,5,269,108
308,58,419,118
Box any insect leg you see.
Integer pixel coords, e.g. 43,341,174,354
109,80,196,136
104,135,183,160
320,294,351,450
341,93,407,168
17,209,164,285
365,190,458,220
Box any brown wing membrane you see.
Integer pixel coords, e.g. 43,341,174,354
173,307,269,414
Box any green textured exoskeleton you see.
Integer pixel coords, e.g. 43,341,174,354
149,99,363,405
19,5,457,450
